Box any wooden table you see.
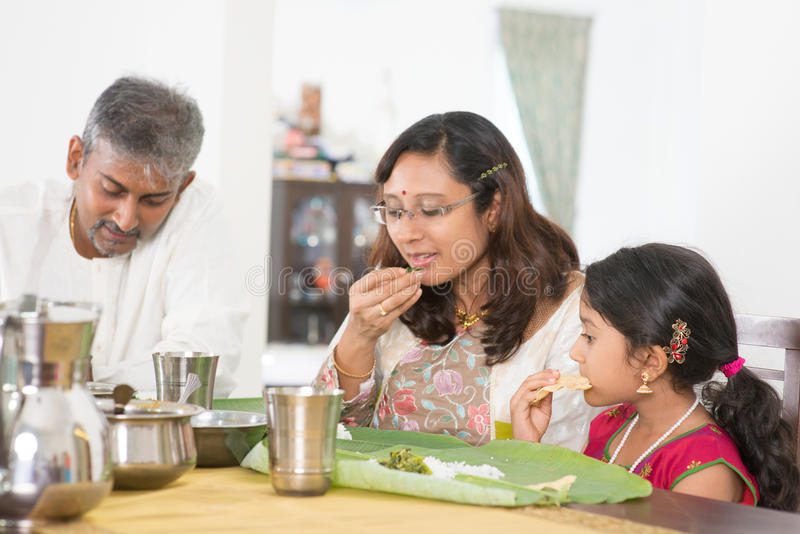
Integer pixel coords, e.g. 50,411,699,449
573,488,800,533
70,468,599,533
38,467,800,533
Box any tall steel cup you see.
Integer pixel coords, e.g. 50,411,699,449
264,386,343,496
153,352,218,409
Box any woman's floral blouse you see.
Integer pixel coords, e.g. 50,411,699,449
315,273,597,450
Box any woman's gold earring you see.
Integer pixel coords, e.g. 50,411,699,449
636,372,654,394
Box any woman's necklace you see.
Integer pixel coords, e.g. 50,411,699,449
455,277,490,330
455,307,487,329
608,397,700,473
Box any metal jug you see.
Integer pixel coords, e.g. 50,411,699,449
0,295,112,527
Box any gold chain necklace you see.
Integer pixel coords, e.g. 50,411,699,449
69,199,77,244
455,307,488,329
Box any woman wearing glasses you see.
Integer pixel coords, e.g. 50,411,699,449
314,111,593,449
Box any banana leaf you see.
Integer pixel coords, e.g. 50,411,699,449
241,427,651,507
337,428,650,505
335,458,530,506
213,397,265,413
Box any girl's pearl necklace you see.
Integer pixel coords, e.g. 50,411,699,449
608,397,700,473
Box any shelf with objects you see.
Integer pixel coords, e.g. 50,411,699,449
267,177,378,345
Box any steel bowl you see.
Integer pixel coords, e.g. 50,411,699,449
191,410,267,467
104,400,204,490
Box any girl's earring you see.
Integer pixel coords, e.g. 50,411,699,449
636,372,654,395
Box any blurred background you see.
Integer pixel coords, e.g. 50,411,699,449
1,0,797,396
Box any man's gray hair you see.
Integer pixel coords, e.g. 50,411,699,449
82,76,204,186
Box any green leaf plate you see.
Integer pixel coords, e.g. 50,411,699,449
242,426,651,507
335,428,651,505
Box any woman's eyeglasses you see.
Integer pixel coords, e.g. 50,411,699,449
371,192,480,225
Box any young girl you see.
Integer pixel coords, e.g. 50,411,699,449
511,243,799,510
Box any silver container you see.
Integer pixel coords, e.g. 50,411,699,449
264,386,343,496
105,400,203,490
191,410,266,467
153,352,218,409
0,297,112,527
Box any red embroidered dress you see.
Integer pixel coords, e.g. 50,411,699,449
584,404,759,506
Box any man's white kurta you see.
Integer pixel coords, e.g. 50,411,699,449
0,180,245,394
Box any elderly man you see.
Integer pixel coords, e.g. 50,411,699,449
0,76,244,394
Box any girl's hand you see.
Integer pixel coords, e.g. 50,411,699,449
344,267,423,343
510,369,560,442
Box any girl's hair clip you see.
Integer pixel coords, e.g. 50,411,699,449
663,319,691,364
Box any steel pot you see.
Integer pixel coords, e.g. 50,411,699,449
104,400,204,490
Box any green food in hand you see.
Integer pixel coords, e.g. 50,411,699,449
379,448,431,475
405,266,424,272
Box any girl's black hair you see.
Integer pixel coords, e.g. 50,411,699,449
584,243,798,511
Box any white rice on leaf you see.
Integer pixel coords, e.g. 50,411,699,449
336,423,352,440
424,456,505,481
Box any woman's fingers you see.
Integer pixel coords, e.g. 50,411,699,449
382,287,423,322
366,271,423,308
352,268,420,302
351,267,406,295
372,279,422,316
345,268,424,340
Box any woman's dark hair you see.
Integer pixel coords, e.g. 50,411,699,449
584,243,798,511
369,111,579,365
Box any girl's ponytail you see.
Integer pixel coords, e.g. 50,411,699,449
704,368,799,511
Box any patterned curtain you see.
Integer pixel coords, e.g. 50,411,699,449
499,9,592,233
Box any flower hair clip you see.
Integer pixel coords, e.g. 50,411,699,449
479,162,508,180
663,319,691,364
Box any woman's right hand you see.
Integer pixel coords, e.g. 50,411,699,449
335,268,423,398
344,267,423,343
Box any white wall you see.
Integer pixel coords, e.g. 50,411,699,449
0,0,274,396
220,1,275,397
694,0,800,318
0,0,227,186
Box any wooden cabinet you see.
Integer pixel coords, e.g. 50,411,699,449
267,179,379,344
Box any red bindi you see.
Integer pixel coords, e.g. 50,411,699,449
401,190,407,196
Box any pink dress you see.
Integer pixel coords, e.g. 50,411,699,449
584,404,759,505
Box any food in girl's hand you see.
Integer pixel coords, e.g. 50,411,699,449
530,375,592,406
